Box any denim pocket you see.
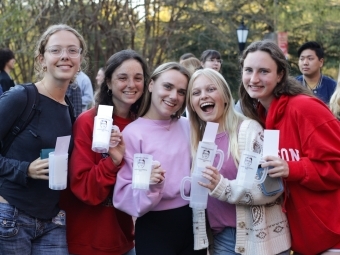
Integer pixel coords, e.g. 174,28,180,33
0,203,19,237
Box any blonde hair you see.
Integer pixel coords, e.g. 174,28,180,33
330,82,340,119
34,24,88,81
138,62,191,119
187,68,246,166
180,57,202,75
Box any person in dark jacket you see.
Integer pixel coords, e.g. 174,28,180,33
0,24,87,254
296,41,336,104
0,48,15,92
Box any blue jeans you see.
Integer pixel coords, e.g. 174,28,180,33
213,227,290,255
0,202,68,255
213,227,240,255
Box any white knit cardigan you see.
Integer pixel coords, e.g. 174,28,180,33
193,119,291,255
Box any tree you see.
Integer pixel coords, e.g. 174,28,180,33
1,0,339,96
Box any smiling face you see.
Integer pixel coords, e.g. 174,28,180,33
191,74,226,125
298,49,323,78
40,30,81,82
242,50,283,109
147,69,188,120
107,59,144,112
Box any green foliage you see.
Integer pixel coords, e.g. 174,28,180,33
1,0,339,95
277,0,340,79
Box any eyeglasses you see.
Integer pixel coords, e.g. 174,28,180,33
45,46,82,58
206,58,223,64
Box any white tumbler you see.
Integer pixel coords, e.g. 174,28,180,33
92,105,114,153
49,152,68,190
180,173,210,209
132,153,160,190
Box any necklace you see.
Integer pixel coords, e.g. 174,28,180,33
41,80,64,104
303,74,323,92
144,114,173,131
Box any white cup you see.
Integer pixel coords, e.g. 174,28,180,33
194,141,224,174
132,153,160,190
49,152,68,190
180,173,209,209
92,116,112,153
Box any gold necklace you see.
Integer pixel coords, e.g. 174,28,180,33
41,80,64,104
144,114,173,131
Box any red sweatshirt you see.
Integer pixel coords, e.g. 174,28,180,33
261,95,340,254
60,108,134,255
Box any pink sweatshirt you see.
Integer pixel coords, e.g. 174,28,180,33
113,117,191,217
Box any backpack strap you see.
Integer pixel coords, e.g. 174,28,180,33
1,84,39,155
65,95,76,124
1,84,76,156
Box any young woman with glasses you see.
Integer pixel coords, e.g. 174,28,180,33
0,24,86,254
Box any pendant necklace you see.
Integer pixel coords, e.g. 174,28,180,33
41,80,64,104
144,114,172,131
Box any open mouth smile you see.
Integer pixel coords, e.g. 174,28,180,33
200,102,215,112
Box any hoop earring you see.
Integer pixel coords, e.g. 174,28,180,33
107,89,113,96
43,66,47,72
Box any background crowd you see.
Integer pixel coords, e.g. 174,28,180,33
0,22,340,255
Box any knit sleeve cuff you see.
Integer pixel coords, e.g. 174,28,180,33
209,174,227,199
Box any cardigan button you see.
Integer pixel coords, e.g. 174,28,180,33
237,246,245,253
238,221,246,228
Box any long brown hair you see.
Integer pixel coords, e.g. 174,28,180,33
95,49,150,116
238,40,313,126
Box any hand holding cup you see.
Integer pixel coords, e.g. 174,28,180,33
150,161,165,184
